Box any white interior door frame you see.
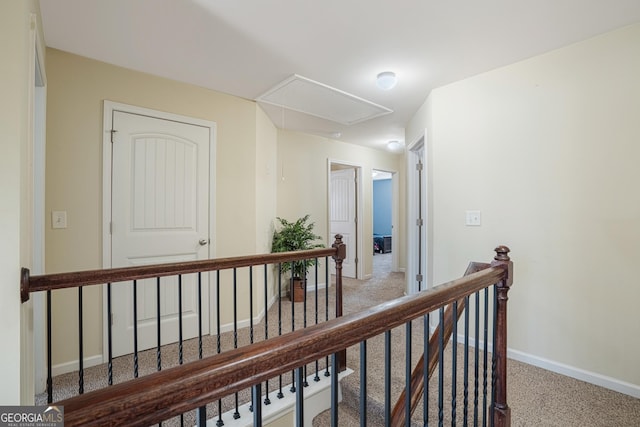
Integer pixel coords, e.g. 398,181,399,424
406,132,428,295
102,101,217,362
327,159,363,280
30,13,47,394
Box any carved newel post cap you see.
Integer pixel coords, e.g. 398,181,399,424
494,245,510,261
332,234,346,261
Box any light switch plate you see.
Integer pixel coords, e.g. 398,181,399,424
465,210,481,226
52,211,67,229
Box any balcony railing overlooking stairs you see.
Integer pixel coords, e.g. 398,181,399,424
22,235,348,426
22,243,512,426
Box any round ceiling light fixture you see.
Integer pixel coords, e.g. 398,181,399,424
376,71,398,90
387,140,403,152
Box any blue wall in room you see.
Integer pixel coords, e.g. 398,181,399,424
373,179,392,235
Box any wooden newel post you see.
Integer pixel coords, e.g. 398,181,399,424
332,234,347,371
491,245,513,426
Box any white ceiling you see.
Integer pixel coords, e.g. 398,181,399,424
39,0,640,151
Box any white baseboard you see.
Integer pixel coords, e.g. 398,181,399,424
444,328,640,399
507,348,640,399
52,354,104,377
424,322,640,399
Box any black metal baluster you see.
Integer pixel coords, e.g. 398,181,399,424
249,267,254,414
233,268,240,419
263,264,271,405
452,301,458,425
324,257,330,377
438,307,444,427
277,263,284,398
252,382,262,427
216,271,223,427
249,267,254,345
107,284,113,386
331,352,339,427
424,313,430,426
179,275,184,365
47,289,52,403
196,272,206,427
360,340,367,427
385,330,391,427
490,285,498,427
405,321,412,427
78,286,84,395
290,262,296,394
198,272,203,360
133,280,139,378
464,296,470,426
482,287,489,427
295,366,304,426
156,277,162,372
474,292,480,426
314,259,320,382
178,275,184,426
302,258,318,387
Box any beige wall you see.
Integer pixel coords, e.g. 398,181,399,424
255,105,279,308
45,49,261,366
407,24,640,389
276,130,406,278
0,0,43,404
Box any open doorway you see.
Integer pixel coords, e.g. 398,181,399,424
372,170,395,275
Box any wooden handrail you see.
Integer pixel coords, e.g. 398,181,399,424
58,265,507,427
21,247,338,302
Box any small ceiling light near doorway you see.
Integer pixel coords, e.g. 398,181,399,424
376,71,398,90
387,140,403,152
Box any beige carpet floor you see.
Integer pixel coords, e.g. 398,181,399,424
38,253,640,426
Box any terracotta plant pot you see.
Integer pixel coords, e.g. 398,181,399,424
290,277,305,302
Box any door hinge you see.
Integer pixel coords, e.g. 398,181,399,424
416,161,423,171
110,129,118,143
416,218,424,226
416,274,423,282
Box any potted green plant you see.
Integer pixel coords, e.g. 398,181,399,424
271,214,324,302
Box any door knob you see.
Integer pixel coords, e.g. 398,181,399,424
199,239,209,246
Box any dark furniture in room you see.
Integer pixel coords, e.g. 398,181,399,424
373,234,392,254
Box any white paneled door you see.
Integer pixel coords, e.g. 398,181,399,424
110,110,210,357
330,168,357,278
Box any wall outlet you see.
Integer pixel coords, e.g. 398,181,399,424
465,210,481,226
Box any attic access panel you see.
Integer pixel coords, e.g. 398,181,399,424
256,74,393,125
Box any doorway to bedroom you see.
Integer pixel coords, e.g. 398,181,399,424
372,169,398,275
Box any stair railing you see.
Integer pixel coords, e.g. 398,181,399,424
41,245,511,427
392,246,513,426
21,235,347,424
